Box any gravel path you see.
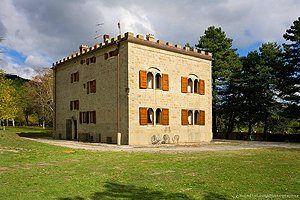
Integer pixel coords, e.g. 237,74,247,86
24,138,300,153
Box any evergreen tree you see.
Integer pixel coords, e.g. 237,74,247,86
281,17,300,104
196,26,241,135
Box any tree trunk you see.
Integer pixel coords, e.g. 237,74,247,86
12,118,15,127
6,119,9,127
42,120,45,129
247,121,252,136
25,115,29,126
212,78,217,137
226,112,235,139
263,112,268,141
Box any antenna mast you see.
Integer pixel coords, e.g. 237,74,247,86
117,20,121,35
94,23,104,43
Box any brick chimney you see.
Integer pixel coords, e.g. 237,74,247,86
103,34,110,42
79,44,88,53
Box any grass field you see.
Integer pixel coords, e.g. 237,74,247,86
0,127,299,200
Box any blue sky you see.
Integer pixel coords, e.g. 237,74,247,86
0,0,299,79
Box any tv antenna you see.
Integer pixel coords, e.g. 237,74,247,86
94,22,104,43
117,20,121,35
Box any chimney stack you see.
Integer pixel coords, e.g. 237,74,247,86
103,34,110,42
79,44,88,53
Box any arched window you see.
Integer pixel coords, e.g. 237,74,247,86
155,73,162,89
194,110,200,125
147,72,154,89
188,78,193,93
194,79,199,93
156,108,162,124
147,108,154,124
188,110,193,125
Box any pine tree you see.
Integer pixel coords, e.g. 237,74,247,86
196,26,241,135
281,17,300,104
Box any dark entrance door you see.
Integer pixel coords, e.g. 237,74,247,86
66,119,72,140
74,120,77,140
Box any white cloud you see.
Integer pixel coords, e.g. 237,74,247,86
0,0,299,79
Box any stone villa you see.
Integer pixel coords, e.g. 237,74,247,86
52,32,213,145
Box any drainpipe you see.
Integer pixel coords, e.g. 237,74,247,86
117,40,121,145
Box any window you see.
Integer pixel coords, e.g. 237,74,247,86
82,112,89,123
140,69,168,91
90,111,96,124
70,100,79,110
71,72,79,83
147,108,154,124
194,110,200,125
194,80,199,93
104,53,108,60
156,109,162,124
86,58,90,65
147,72,154,89
105,49,118,60
188,110,193,125
140,107,169,126
87,80,96,94
79,111,96,124
188,78,193,93
90,56,96,63
155,74,162,89
181,75,205,95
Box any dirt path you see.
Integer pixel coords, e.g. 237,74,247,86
24,138,300,153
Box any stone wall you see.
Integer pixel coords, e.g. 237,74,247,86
127,42,212,145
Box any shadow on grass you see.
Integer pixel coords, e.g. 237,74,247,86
58,182,228,200
17,131,52,138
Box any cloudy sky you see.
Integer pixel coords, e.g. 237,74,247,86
0,0,299,79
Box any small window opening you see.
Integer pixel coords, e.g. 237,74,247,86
188,78,193,93
188,110,193,125
147,108,154,124
147,72,154,89
155,74,162,89
156,109,162,124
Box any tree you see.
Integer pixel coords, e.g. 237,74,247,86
281,17,300,104
0,70,18,130
196,26,242,135
238,43,283,137
26,69,53,128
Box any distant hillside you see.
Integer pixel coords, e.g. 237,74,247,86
5,74,30,83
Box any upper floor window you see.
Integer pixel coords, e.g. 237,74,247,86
139,69,169,91
87,80,96,94
181,75,205,95
147,72,154,89
155,74,162,89
71,72,79,83
188,78,193,93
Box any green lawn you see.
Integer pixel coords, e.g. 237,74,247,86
0,127,299,200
